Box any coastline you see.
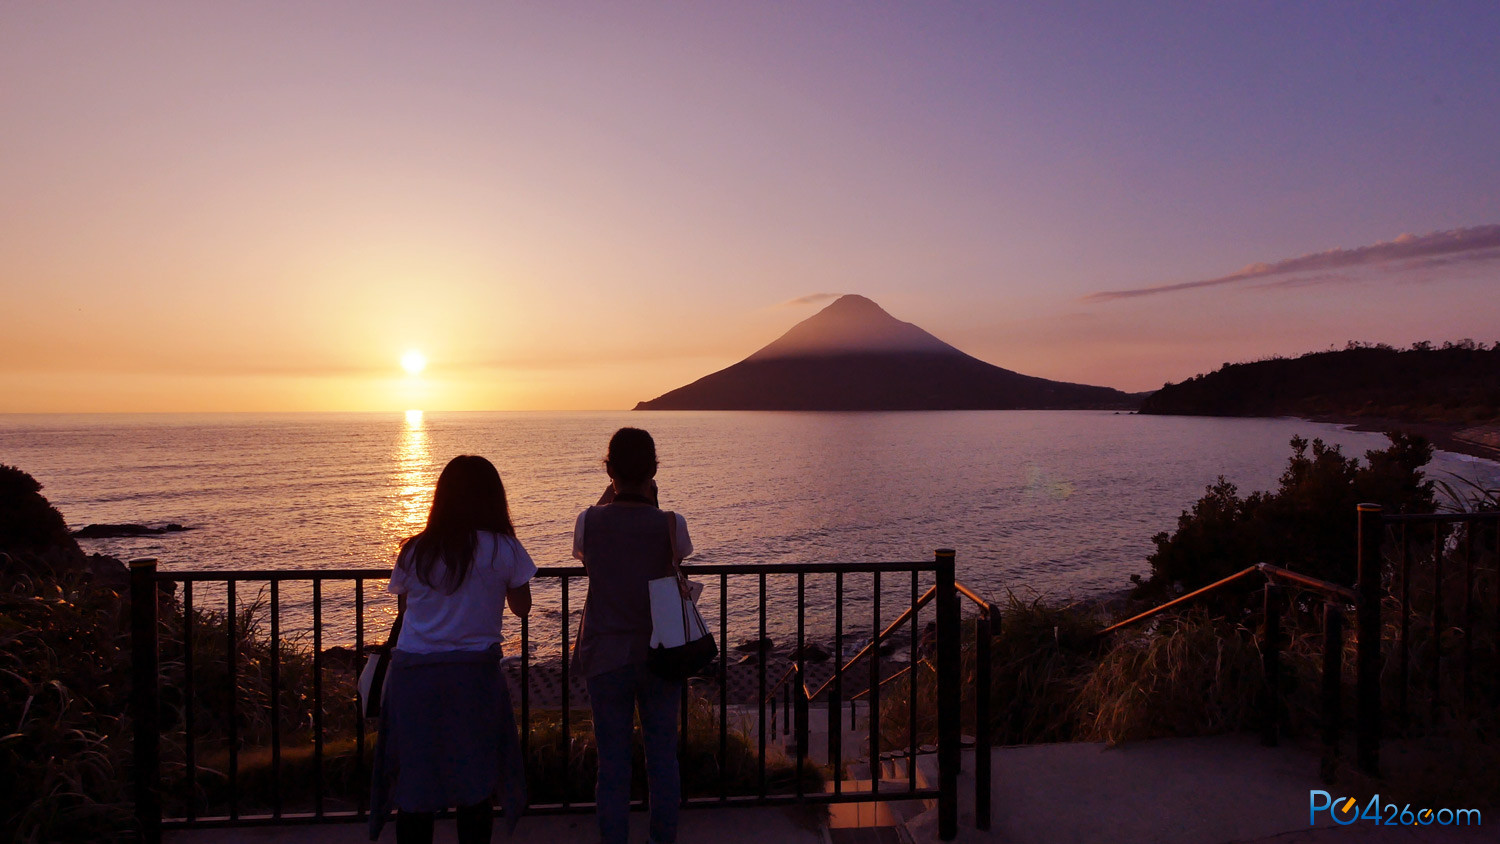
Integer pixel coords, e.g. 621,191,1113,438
1305,415,1500,465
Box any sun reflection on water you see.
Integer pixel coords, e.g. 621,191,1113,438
381,409,433,562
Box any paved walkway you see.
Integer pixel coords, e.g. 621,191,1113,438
164,735,1491,844
905,735,1490,844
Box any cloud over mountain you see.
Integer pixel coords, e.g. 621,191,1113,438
1084,224,1500,303
781,292,843,306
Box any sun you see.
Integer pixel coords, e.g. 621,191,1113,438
400,350,427,375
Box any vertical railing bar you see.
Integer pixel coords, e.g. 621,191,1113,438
313,579,324,816
936,550,960,840
786,668,798,734
795,572,806,800
1493,519,1500,701
560,575,571,808
757,573,766,800
1463,522,1475,710
182,580,196,822
832,571,843,797
354,578,366,818
680,664,689,803
1431,522,1444,725
1261,584,1282,747
270,580,281,818
520,611,530,778
1398,524,1410,729
129,559,161,844
974,608,992,830
226,579,238,821
908,569,918,792
719,573,728,803
1320,602,1343,785
1354,505,1382,777
870,571,880,797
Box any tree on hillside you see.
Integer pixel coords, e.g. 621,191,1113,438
1136,433,1435,597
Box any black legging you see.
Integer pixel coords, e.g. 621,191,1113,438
396,799,494,844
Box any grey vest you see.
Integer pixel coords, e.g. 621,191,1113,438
574,504,675,678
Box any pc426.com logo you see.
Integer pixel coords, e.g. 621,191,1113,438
1310,791,1482,827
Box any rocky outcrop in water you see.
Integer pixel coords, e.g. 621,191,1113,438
72,522,191,539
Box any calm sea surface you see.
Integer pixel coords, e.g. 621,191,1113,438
3,411,1496,654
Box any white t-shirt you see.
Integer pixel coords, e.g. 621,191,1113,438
388,531,537,654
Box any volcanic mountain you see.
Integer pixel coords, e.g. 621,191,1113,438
634,295,1139,411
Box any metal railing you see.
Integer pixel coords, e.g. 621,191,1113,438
765,571,998,831
129,551,969,842
1097,504,1500,784
1380,509,1500,733
1098,559,1355,781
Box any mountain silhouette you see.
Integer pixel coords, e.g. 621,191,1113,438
634,295,1139,411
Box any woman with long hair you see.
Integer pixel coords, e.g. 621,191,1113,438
572,427,693,844
370,455,534,844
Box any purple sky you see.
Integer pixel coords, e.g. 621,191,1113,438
2,2,1497,410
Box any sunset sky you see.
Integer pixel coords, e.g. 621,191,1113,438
3,3,1498,412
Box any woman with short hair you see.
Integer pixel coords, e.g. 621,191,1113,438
573,427,693,844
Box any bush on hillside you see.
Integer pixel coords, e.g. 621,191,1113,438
0,463,78,555
1136,433,1435,599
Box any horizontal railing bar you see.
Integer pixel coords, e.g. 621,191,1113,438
153,560,941,583
1098,566,1262,637
156,568,390,582
1257,563,1359,603
1381,512,1500,524
161,788,947,829
680,561,937,575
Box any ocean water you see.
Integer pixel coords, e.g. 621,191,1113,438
3,410,1497,654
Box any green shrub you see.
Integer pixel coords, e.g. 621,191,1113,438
1138,433,1435,599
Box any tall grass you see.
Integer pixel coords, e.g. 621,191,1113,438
0,564,134,844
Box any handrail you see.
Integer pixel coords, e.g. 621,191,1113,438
1097,566,1260,637
849,658,934,702
955,582,992,615
1099,561,1365,639
762,661,813,705
804,580,992,702
807,585,937,701
1256,563,1358,603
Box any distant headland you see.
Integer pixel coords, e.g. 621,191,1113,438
1141,341,1500,460
635,295,1142,411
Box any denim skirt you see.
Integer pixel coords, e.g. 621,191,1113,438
368,644,525,839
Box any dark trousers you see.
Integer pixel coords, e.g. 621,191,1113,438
586,663,682,844
396,799,493,844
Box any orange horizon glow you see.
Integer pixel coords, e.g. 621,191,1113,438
3,5,1497,413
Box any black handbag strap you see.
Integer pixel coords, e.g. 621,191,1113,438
379,606,405,652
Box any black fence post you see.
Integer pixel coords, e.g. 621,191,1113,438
935,549,959,841
1321,603,1344,784
974,609,993,831
1356,503,1383,776
130,559,161,844
1261,584,1282,747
